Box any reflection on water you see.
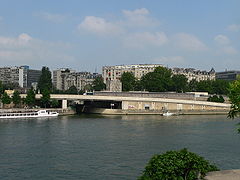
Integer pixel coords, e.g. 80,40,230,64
0,114,240,180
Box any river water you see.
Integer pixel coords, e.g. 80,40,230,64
0,114,240,180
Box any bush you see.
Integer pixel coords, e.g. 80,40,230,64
207,95,225,103
139,148,218,180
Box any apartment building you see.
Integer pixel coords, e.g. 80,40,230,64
171,67,216,82
102,64,163,83
0,66,41,88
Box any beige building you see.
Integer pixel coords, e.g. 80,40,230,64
171,67,215,82
102,64,163,83
53,68,76,90
53,68,100,91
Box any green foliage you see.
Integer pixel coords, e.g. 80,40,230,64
50,99,59,108
66,85,78,94
92,76,106,91
38,66,52,93
1,92,11,105
121,72,136,91
139,148,218,180
207,95,225,103
228,80,240,119
40,88,51,108
172,74,188,92
25,88,36,107
141,67,173,92
12,90,21,107
187,79,230,95
0,81,4,96
188,79,198,92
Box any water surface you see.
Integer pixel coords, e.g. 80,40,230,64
0,114,240,179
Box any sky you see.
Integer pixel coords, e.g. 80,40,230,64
0,0,239,73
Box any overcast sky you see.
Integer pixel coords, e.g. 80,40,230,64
0,0,239,72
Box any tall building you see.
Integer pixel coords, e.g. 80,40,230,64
0,66,41,88
216,70,240,81
53,68,76,90
171,67,215,82
53,68,100,91
102,64,163,83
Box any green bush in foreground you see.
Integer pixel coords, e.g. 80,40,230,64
139,148,218,180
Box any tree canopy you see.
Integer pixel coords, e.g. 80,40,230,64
92,76,106,91
12,90,21,107
139,148,218,180
25,88,36,107
40,88,51,108
141,67,173,92
228,79,240,119
121,72,136,91
172,74,188,92
1,92,11,105
38,66,52,93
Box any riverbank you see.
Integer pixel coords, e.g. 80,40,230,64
206,169,240,180
82,107,229,115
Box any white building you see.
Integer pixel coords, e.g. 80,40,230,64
171,68,215,82
0,66,27,88
102,64,163,83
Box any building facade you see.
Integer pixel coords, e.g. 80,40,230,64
0,66,41,88
171,67,215,82
216,71,240,81
102,64,163,83
53,68,100,91
53,68,76,90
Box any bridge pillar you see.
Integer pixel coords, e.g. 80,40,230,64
62,99,68,109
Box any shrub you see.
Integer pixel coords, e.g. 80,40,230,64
139,148,218,180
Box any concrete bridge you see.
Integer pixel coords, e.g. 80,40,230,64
20,94,230,114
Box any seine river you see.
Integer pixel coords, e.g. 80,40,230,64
0,114,240,180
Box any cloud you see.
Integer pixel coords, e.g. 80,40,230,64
78,16,124,36
153,56,185,64
214,35,230,45
123,32,168,48
173,33,207,51
0,33,75,67
36,12,68,23
122,8,159,27
227,24,240,32
222,46,238,55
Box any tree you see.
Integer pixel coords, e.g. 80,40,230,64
188,79,198,92
1,92,11,106
50,99,59,108
25,88,36,107
228,80,240,119
40,88,51,108
196,80,213,94
121,72,136,91
66,85,78,94
92,77,106,91
139,148,218,180
141,67,173,92
0,81,4,96
212,80,230,95
172,74,188,92
38,66,52,93
12,90,21,107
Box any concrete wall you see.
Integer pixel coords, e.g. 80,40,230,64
122,100,229,113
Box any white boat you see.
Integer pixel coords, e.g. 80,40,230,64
0,110,59,119
163,111,174,116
